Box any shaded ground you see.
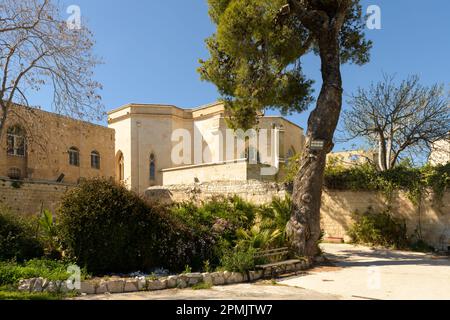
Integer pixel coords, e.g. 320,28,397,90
74,282,340,300
74,243,450,300
280,243,450,300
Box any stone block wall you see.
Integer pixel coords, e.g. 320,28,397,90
0,178,74,216
321,189,450,250
146,180,287,205
146,181,450,250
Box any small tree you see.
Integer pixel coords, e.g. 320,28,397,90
199,0,372,256
343,75,450,171
0,0,103,138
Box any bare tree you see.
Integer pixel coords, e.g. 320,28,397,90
343,75,450,170
0,0,102,138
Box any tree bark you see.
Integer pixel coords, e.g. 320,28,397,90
286,30,343,257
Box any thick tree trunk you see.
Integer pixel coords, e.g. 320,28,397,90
286,31,343,257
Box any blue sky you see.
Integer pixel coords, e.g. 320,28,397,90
31,0,450,151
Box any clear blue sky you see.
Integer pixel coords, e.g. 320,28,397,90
30,0,450,151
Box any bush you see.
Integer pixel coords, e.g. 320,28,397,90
170,196,258,267
0,259,87,286
58,178,214,274
0,207,43,262
219,246,256,273
348,209,408,248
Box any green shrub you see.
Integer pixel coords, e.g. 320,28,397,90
0,207,43,262
348,209,408,248
170,196,259,267
0,259,86,286
58,178,214,274
220,246,256,273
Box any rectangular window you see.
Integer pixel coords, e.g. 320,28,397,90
69,150,80,167
91,153,100,169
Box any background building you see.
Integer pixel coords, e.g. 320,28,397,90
429,137,450,166
108,102,305,193
0,104,115,184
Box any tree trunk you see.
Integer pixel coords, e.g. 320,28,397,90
286,31,343,257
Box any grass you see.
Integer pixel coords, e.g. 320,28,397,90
191,282,213,290
0,290,63,300
0,259,88,300
0,259,89,286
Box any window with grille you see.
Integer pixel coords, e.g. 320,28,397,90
91,151,100,169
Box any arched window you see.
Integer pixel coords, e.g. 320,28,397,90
68,147,80,167
91,151,100,169
243,146,260,164
6,125,26,157
285,147,296,165
116,151,124,182
149,153,156,181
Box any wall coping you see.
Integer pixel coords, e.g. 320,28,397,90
0,177,76,187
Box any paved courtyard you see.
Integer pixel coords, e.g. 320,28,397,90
75,243,450,300
280,243,450,300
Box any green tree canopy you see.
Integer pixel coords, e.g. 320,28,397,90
199,0,372,129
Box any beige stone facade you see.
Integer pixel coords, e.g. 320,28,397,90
108,102,305,193
429,138,450,165
0,104,115,184
327,150,379,168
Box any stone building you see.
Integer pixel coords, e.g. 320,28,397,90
327,150,379,168
429,137,450,166
0,104,115,184
108,101,305,193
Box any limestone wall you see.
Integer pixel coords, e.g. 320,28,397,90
146,182,450,250
0,178,73,216
321,189,450,250
146,180,287,205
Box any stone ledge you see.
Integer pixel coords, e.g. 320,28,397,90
17,260,313,295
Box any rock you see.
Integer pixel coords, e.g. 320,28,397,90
96,281,108,294
46,281,58,293
80,281,96,295
167,276,178,288
42,279,50,290
248,271,263,281
32,277,44,292
18,279,32,292
202,273,213,285
106,280,125,294
124,280,139,293
185,273,203,286
147,279,166,291
211,272,225,286
229,272,244,284
57,281,68,294
223,271,231,281
137,277,147,291
176,277,187,289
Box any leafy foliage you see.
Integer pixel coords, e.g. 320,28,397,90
0,259,87,286
38,210,61,259
58,179,215,274
348,209,408,249
0,207,43,262
286,155,449,208
199,0,371,129
219,246,257,273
